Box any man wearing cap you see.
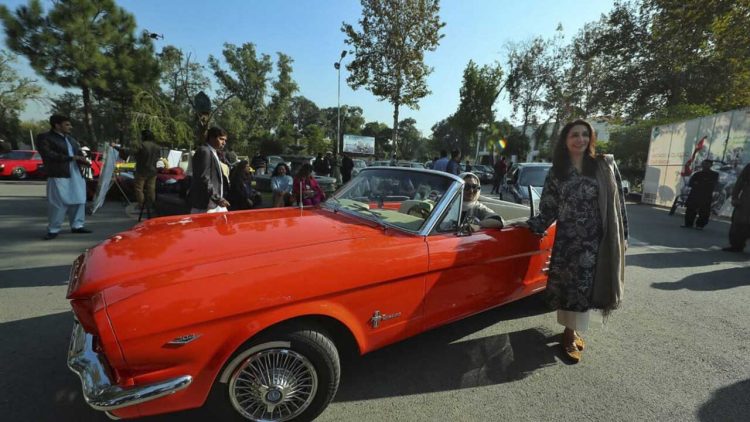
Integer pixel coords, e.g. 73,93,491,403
111,130,162,211
37,114,93,240
682,159,719,229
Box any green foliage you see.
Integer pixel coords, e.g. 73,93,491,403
267,53,299,131
362,121,392,157
396,118,423,159
1,0,158,144
454,60,504,155
342,0,445,150
0,49,43,119
128,90,193,149
208,42,273,139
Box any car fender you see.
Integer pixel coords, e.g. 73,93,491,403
214,301,367,384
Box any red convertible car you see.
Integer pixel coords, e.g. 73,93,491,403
0,149,43,179
67,167,554,421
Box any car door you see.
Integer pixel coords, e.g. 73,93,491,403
421,192,543,330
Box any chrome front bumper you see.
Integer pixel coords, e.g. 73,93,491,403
67,320,193,411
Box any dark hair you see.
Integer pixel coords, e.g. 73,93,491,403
552,119,597,179
141,129,155,142
451,149,461,159
439,149,448,157
230,160,250,183
272,162,289,177
297,163,313,179
49,114,70,128
205,127,227,142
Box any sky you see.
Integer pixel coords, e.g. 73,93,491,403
3,0,616,136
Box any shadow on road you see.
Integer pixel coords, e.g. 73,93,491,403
0,264,71,289
332,294,557,402
651,266,750,291
334,326,558,403
697,379,750,422
627,250,748,269
0,311,109,422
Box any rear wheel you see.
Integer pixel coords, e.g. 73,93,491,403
11,167,27,180
216,329,340,422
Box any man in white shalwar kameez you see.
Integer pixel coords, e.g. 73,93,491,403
37,114,93,240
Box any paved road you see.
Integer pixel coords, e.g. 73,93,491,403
1,181,748,422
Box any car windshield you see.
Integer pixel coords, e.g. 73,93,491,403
518,166,550,187
0,151,34,160
328,168,454,232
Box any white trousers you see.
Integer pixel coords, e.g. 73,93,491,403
48,202,85,233
557,310,591,332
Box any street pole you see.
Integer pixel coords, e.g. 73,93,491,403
334,50,347,156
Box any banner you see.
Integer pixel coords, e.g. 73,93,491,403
343,134,375,155
90,146,118,214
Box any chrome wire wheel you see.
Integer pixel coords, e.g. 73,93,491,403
228,348,318,421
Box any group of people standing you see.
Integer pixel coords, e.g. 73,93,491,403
680,158,750,252
187,127,327,213
432,149,463,175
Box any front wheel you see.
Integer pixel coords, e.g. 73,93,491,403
217,329,340,422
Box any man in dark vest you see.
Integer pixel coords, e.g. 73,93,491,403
37,114,93,240
681,159,719,229
341,152,354,183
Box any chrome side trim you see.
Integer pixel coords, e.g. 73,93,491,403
67,321,193,411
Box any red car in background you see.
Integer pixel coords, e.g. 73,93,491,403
0,150,44,179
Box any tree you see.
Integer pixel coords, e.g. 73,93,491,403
1,0,158,144
429,115,465,155
396,118,423,159
208,42,273,142
158,46,210,111
362,121,392,157
267,53,299,132
454,60,504,159
342,0,445,153
0,49,43,147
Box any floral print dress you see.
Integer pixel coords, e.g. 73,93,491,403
528,168,602,312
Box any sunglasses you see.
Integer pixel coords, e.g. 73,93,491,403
465,184,481,192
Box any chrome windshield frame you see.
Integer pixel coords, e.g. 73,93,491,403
325,167,464,236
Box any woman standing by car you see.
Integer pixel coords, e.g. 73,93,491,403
511,119,628,363
293,163,325,206
271,163,293,207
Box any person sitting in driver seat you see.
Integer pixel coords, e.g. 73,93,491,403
461,173,504,230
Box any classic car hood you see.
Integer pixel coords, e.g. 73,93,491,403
69,208,382,298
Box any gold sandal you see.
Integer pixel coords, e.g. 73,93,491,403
574,334,585,351
562,342,581,363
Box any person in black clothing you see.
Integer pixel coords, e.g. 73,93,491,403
341,153,354,183
111,130,161,210
250,152,267,175
491,156,508,195
446,149,462,175
188,127,230,213
723,163,750,252
228,160,261,210
682,159,719,229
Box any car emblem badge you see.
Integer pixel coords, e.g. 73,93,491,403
369,310,401,328
166,333,201,346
